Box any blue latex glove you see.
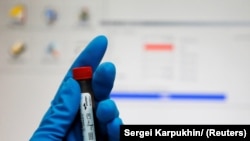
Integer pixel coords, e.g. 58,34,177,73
30,35,123,141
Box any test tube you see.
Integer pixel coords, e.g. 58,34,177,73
73,66,97,141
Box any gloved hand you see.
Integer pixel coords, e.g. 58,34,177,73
30,35,123,141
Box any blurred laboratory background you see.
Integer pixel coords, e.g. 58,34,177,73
0,0,250,140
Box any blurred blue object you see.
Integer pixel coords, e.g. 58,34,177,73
44,8,57,24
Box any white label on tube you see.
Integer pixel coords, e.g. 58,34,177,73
80,92,96,141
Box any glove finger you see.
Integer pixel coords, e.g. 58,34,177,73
52,35,108,106
92,62,116,101
96,99,119,123
107,117,123,141
64,35,108,81
96,99,119,141
30,78,81,141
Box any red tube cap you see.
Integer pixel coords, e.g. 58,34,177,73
73,66,92,80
